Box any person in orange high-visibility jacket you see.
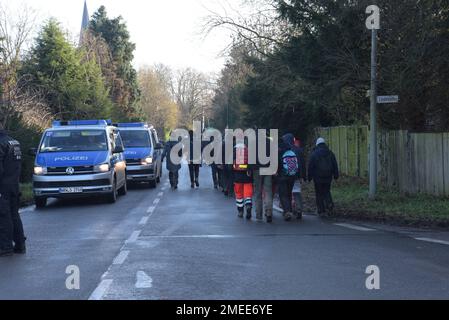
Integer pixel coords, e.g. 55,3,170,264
233,141,253,220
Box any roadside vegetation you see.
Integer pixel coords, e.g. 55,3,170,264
302,177,449,228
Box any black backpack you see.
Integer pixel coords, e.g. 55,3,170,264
316,153,333,178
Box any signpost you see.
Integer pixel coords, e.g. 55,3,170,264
377,95,399,104
366,5,380,199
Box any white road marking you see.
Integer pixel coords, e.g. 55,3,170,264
415,237,449,246
19,206,35,214
158,192,164,197
112,250,130,265
147,206,156,214
139,216,149,225
135,271,153,289
88,279,113,300
334,223,376,232
126,230,142,244
153,198,160,205
273,204,283,213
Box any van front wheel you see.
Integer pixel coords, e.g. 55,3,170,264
107,180,118,203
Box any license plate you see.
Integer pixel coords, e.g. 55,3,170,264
59,187,83,194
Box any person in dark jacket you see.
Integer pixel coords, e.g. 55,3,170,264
253,129,274,223
276,137,299,222
221,133,234,197
308,138,339,215
188,130,201,188
0,124,26,257
162,135,183,190
282,134,306,219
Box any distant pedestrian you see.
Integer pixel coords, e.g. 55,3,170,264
253,129,274,223
221,133,234,197
308,138,339,216
163,135,183,190
276,136,300,221
233,138,253,220
188,130,201,188
282,134,306,220
0,123,26,257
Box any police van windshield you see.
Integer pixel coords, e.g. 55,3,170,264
120,130,152,148
39,130,108,153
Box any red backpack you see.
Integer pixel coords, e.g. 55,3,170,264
233,144,249,171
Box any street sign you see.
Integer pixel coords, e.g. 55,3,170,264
377,95,399,104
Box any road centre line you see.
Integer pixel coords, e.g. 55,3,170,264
112,250,130,265
88,279,113,301
415,237,449,246
126,230,142,244
334,223,376,232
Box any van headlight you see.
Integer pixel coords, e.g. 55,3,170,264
34,166,47,175
141,157,153,165
94,164,110,173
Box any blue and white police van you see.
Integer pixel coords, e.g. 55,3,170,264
116,123,163,188
31,120,128,208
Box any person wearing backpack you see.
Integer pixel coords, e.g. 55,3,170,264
308,138,339,215
233,139,253,220
276,137,300,222
282,134,306,220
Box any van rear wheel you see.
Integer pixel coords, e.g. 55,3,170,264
148,179,157,189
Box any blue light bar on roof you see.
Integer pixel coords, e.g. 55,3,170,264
116,123,148,128
52,120,111,127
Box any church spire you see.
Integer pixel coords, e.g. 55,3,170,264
79,0,89,45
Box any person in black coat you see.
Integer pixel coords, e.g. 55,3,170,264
0,124,26,257
188,130,201,188
162,135,183,190
308,138,339,215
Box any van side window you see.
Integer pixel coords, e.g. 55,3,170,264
151,131,158,145
109,131,116,151
115,133,125,149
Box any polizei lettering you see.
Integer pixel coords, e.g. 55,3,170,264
54,156,89,162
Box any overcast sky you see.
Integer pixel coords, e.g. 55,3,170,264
3,0,241,74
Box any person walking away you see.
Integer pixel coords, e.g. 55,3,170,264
221,133,234,197
233,139,253,220
282,134,306,220
0,123,26,257
208,134,220,189
253,130,274,223
163,135,183,190
308,138,339,216
276,137,300,222
188,130,201,188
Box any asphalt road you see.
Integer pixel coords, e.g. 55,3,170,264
1,165,449,300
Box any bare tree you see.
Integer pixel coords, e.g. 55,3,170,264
0,3,50,129
201,0,295,57
173,68,215,129
138,65,179,136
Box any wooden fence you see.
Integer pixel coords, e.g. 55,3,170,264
315,126,449,196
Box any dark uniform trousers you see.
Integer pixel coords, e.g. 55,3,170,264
314,182,333,214
0,192,25,251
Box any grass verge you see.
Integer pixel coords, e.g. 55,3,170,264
302,176,449,228
20,183,34,207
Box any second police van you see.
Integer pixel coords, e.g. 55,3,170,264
116,123,163,188
31,120,128,208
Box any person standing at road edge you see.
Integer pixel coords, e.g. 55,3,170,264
308,138,339,216
0,122,26,257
